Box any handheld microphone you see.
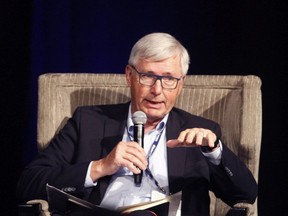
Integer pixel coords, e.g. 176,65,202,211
132,111,147,185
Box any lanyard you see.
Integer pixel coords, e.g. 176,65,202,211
127,123,167,194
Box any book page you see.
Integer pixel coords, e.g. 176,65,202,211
118,191,182,214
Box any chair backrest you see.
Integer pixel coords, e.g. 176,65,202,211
38,73,262,215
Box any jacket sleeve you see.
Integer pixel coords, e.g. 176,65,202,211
16,108,91,202
207,143,258,206
173,108,258,206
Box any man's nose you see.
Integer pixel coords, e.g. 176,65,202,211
150,79,163,94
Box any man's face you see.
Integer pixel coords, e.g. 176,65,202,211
126,56,185,124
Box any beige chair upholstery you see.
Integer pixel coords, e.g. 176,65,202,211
34,73,262,216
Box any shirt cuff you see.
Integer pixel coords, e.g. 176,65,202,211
84,161,98,188
201,141,223,165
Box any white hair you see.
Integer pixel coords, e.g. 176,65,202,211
128,33,190,75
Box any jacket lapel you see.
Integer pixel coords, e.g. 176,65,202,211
101,103,129,156
166,110,187,193
94,103,129,203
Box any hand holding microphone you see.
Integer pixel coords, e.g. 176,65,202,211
132,111,147,185
90,111,147,184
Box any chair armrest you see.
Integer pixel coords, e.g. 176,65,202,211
226,203,253,216
18,199,51,216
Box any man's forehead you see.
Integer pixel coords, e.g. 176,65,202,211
136,59,182,76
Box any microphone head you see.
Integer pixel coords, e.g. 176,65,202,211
132,111,147,125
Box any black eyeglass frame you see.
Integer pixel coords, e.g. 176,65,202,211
130,65,183,89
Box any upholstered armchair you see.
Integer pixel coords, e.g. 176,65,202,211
21,73,262,216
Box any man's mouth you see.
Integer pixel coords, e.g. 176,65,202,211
145,99,164,107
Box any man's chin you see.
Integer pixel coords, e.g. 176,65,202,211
145,110,166,121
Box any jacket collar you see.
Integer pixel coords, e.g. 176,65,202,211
166,108,187,193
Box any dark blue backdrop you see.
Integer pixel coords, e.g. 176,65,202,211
2,0,287,215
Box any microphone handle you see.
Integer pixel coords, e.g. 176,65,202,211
133,124,144,185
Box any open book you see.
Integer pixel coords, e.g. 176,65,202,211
46,184,181,215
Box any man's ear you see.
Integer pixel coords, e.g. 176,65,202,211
182,75,186,82
176,75,186,96
125,65,132,87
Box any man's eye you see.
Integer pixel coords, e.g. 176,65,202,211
163,76,175,81
142,74,154,79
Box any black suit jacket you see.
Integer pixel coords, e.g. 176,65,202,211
17,103,257,215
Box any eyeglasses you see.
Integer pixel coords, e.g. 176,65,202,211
130,65,183,89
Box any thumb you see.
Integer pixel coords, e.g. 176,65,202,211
166,139,182,148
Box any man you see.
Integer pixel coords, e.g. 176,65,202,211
17,33,257,215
